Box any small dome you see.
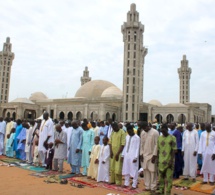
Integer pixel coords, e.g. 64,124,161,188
101,86,122,98
164,103,188,107
29,92,48,101
75,80,116,99
148,99,162,107
10,98,35,104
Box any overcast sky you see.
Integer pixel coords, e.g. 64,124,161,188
1,0,215,112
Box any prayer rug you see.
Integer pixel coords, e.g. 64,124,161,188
173,179,200,188
190,182,215,194
0,157,22,164
20,165,47,172
44,175,61,184
41,170,62,176
30,172,75,179
97,183,143,195
68,177,97,188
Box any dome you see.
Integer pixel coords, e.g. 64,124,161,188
75,80,116,99
101,86,122,98
148,99,162,107
29,92,48,101
10,98,35,104
164,103,188,107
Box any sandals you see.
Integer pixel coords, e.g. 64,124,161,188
71,183,84,188
60,179,68,184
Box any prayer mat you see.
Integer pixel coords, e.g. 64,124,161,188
173,178,200,188
0,157,22,164
29,172,47,178
44,175,61,184
20,165,47,172
68,177,97,188
41,170,63,176
59,173,75,179
97,183,143,195
190,182,215,194
29,171,75,179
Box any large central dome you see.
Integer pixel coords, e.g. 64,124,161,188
75,80,117,99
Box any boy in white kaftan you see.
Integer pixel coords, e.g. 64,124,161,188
88,136,101,180
182,123,199,180
122,126,140,189
97,137,110,182
198,123,215,184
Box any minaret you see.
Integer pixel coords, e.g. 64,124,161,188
81,66,91,85
178,55,191,104
0,37,15,103
121,4,148,121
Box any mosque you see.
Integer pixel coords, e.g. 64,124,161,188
0,4,212,123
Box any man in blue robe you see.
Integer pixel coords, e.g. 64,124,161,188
17,123,29,160
98,121,108,145
67,121,83,175
13,119,22,159
173,126,184,178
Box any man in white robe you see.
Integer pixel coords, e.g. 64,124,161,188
122,125,140,189
182,123,199,181
140,122,159,192
38,112,54,166
198,123,215,185
4,118,14,154
53,124,67,172
0,117,6,155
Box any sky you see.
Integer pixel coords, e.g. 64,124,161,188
1,0,215,112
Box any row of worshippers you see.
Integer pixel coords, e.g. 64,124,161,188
1,113,215,194
170,122,215,185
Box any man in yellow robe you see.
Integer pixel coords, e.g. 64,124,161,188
109,122,126,185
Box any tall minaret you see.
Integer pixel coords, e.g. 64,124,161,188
121,4,148,122
0,37,15,103
178,55,191,104
81,66,91,85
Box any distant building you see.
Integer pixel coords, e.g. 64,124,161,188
0,4,212,123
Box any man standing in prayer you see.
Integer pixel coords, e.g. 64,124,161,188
168,123,176,135
67,120,83,175
28,120,37,163
13,119,22,158
17,122,29,160
198,123,215,185
4,118,14,154
81,123,94,175
38,112,54,166
140,122,159,192
98,121,108,145
173,126,184,178
122,125,140,189
91,121,99,136
0,117,6,155
157,124,177,195
109,122,126,185
53,124,67,173
197,123,206,171
182,123,199,181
